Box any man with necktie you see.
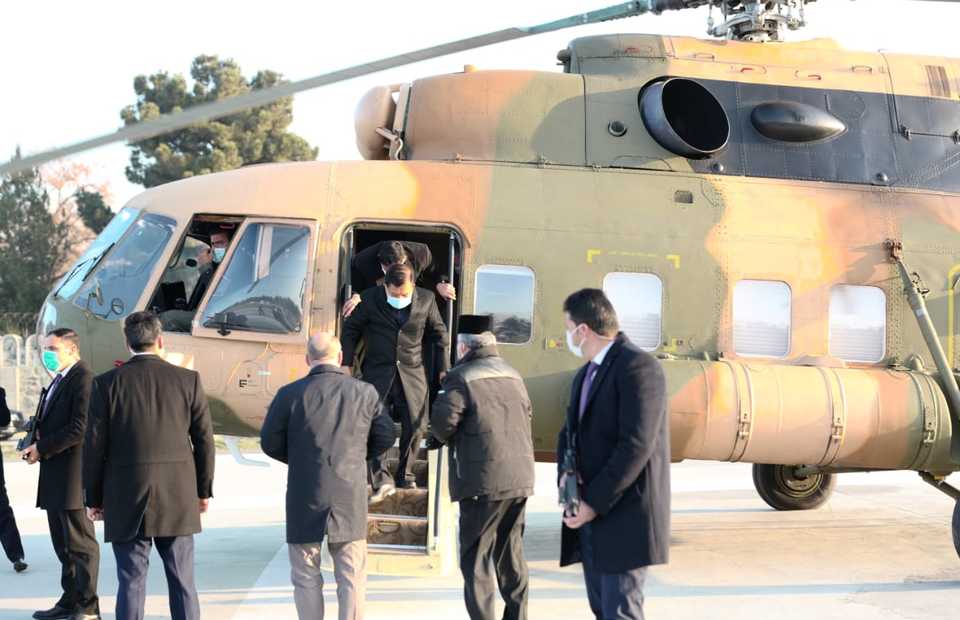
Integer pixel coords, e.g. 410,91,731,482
21,328,100,620
556,289,670,620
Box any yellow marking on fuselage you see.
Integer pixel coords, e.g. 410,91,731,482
666,254,681,269
586,249,602,264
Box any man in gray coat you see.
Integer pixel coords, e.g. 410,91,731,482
431,315,535,620
261,332,395,620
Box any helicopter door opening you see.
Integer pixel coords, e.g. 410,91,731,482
338,223,462,575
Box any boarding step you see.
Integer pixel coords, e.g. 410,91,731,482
367,514,428,546
368,487,428,517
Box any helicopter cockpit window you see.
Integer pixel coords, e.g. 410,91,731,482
150,219,241,333
201,223,310,335
55,207,140,301
72,213,177,321
474,265,534,344
733,279,791,358
603,272,662,351
829,285,886,363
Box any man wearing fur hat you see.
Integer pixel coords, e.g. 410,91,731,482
430,315,535,620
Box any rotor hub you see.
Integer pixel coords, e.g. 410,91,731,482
706,0,813,42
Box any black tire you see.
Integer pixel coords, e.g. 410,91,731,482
752,463,836,511
952,499,960,560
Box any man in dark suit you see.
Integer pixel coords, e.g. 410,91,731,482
341,262,450,501
556,289,670,620
0,386,27,574
261,332,394,620
431,315,536,620
342,240,456,318
84,311,215,620
21,328,99,620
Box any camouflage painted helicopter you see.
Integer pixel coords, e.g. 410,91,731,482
8,0,960,572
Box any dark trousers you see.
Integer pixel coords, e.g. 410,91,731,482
580,524,647,620
113,534,200,620
370,379,423,489
0,459,25,563
459,497,529,620
46,509,100,613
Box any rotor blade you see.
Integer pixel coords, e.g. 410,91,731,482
0,0,693,177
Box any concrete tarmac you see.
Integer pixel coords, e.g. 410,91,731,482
1,450,959,619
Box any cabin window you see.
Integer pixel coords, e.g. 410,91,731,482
474,265,534,344
603,272,662,351
72,213,177,321
733,279,791,357
201,223,310,335
829,285,886,362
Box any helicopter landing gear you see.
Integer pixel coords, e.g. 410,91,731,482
953,500,960,560
752,464,836,511
918,472,960,560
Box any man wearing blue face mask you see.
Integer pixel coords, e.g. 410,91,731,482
185,230,230,311
341,263,450,502
21,329,100,620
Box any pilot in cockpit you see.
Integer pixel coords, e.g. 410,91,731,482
153,225,236,332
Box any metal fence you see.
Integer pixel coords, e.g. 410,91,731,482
1,332,49,418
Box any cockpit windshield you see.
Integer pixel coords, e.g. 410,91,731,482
54,207,140,300
71,213,177,321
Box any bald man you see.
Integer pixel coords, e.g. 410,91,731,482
261,332,394,620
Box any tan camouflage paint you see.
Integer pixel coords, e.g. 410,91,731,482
41,33,960,480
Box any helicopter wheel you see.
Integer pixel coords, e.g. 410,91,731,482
952,499,960,560
752,464,836,511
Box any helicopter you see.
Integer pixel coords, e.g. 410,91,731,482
9,0,960,573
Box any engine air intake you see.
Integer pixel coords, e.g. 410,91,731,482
639,78,729,159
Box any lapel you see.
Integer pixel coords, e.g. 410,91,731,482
580,335,626,424
39,362,83,421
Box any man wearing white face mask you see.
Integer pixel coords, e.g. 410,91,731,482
341,263,450,502
556,289,670,620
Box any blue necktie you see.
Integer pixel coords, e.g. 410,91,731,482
40,373,63,418
578,362,599,421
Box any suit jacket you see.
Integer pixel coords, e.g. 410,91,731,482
260,365,395,544
557,333,671,573
341,286,449,417
35,361,93,511
83,354,216,543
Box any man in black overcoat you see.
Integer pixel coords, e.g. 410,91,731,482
341,262,450,501
21,328,100,620
84,311,215,620
261,331,395,619
556,289,671,620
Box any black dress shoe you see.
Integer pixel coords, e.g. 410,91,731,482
33,605,75,620
398,480,417,490
13,559,27,573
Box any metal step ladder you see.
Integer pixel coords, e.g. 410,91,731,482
364,426,457,575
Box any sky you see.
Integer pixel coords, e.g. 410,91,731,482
2,0,960,210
